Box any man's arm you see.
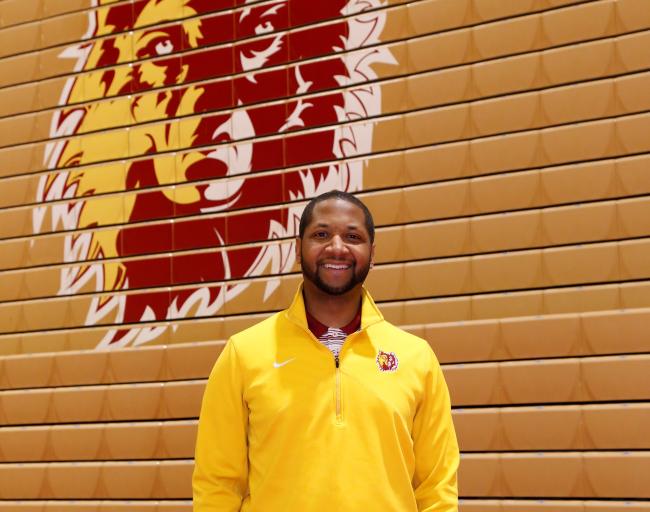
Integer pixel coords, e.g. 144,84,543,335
412,350,460,512
193,340,249,511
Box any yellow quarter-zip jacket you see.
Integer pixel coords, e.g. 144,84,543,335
193,286,459,511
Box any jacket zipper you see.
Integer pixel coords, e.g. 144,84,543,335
294,318,350,424
334,354,342,424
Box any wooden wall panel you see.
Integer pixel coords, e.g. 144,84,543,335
459,452,650,498
0,502,192,512
459,501,650,512
0,460,193,499
2,401,649,463
0,420,197,461
0,0,648,507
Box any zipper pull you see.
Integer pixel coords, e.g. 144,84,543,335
334,355,340,368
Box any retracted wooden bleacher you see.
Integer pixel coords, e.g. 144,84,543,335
1,309,650,509
1,0,650,509
0,343,220,510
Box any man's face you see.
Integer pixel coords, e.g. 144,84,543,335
297,199,375,296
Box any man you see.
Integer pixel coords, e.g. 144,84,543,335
193,191,459,511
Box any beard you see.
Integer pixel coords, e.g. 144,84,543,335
300,256,371,296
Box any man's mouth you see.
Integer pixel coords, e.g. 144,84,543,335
321,263,352,270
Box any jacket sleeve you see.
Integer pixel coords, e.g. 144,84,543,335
193,339,249,511
412,349,460,512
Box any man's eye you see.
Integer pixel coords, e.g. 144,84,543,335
313,232,328,238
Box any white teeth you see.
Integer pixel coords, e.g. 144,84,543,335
323,264,350,270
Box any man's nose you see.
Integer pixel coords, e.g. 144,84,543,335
327,235,347,253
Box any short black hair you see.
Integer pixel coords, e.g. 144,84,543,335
298,190,375,243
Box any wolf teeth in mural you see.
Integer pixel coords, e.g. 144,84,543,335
33,0,394,348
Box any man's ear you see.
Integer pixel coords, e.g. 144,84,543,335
370,243,375,268
295,237,302,266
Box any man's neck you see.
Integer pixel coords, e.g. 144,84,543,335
302,283,363,329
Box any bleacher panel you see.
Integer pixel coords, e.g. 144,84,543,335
0,0,648,507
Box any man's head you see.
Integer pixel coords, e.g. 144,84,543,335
297,191,375,296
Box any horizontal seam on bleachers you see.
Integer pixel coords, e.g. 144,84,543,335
3,400,649,422
0,416,200,428
0,456,194,463
454,401,650,412
460,448,650,454
457,499,650,505
0,377,206,392
457,496,650,502
0,501,194,506
2,402,650,426
452,398,650,410
443,351,650,368
0,418,198,428
0,416,199,434
0,340,224,360
0,498,193,504
1,448,648,464
432,348,650,366
0,375,210,391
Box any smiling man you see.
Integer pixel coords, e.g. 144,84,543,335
193,191,459,511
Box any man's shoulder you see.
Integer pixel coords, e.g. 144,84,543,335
229,306,302,349
230,310,285,345
226,308,300,370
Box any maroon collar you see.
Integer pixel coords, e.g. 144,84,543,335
305,305,361,338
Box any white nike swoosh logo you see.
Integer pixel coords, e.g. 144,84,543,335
273,358,295,368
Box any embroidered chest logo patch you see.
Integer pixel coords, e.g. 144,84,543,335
376,350,399,372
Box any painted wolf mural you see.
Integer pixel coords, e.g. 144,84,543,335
34,0,394,347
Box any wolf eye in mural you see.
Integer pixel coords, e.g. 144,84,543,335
33,0,393,348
